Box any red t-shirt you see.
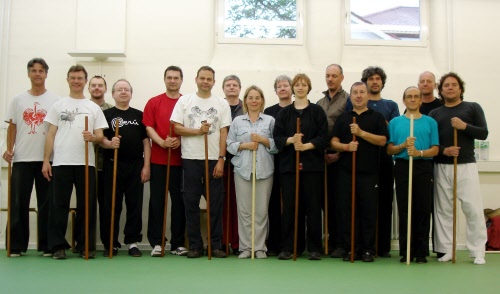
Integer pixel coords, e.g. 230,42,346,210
143,93,182,166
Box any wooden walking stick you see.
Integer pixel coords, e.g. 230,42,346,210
251,149,257,259
452,128,458,263
406,115,414,265
350,117,357,263
84,116,89,260
109,119,120,259
225,159,231,255
6,119,13,257
161,125,173,257
293,118,300,261
324,156,328,255
203,121,212,260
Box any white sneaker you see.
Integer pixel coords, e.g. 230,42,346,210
474,257,486,265
170,247,189,256
255,251,267,259
238,251,251,259
438,253,452,262
151,245,162,257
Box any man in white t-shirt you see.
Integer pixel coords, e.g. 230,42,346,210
2,58,59,257
42,65,108,260
171,66,231,258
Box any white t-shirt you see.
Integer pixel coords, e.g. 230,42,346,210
170,93,231,160
5,90,60,162
44,97,108,166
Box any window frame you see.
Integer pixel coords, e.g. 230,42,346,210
344,0,429,47
216,0,304,45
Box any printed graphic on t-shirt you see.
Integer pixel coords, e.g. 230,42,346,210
22,102,47,134
60,108,88,127
110,117,140,131
188,106,219,135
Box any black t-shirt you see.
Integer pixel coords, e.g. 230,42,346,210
103,107,147,161
331,109,388,174
264,103,284,119
420,98,442,115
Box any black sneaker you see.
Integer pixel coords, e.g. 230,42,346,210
415,256,428,264
10,250,21,257
267,250,278,257
79,251,96,259
362,252,374,262
278,251,293,260
212,249,227,258
378,252,392,258
43,250,53,257
103,248,119,257
400,256,414,263
53,249,67,260
187,249,203,258
128,247,142,257
309,252,322,260
342,252,361,262
232,248,240,256
330,247,345,258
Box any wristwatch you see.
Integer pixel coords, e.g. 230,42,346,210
219,156,226,161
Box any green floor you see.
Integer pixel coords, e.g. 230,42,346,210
0,250,498,294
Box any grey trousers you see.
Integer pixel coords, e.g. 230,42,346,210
234,172,273,252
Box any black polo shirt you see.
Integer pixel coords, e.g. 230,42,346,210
331,109,387,174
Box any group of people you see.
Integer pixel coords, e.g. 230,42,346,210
2,58,488,265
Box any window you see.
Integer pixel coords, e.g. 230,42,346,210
217,0,304,45
345,0,428,46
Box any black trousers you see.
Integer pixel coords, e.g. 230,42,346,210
337,168,378,255
182,159,223,251
326,161,342,251
147,163,184,249
376,149,394,255
48,166,96,252
7,162,51,252
101,158,144,249
96,169,107,248
280,172,323,253
394,159,433,257
266,168,281,252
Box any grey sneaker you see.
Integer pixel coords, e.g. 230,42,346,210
238,251,251,259
187,249,203,258
53,249,67,260
211,249,227,258
170,246,189,256
255,251,267,259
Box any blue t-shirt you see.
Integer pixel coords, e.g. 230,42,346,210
387,114,439,160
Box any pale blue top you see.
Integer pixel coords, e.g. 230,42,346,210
227,113,278,180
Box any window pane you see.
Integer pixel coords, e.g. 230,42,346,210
350,0,421,42
223,0,297,39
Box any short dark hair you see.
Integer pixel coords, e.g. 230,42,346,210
89,75,107,88
273,75,292,91
196,66,215,78
361,66,387,89
67,64,88,80
112,79,133,94
438,72,465,101
291,73,312,95
350,81,367,94
222,75,241,89
164,65,183,79
27,58,49,72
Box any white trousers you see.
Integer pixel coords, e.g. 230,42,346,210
433,163,486,257
234,172,273,252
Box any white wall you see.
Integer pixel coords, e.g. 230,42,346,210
0,0,499,250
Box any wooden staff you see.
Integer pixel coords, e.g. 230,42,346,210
452,128,458,263
203,121,212,260
225,159,231,255
293,118,300,261
84,116,89,260
350,117,357,263
406,114,414,265
324,155,328,255
108,119,120,259
6,119,13,257
161,125,173,257
251,150,256,259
